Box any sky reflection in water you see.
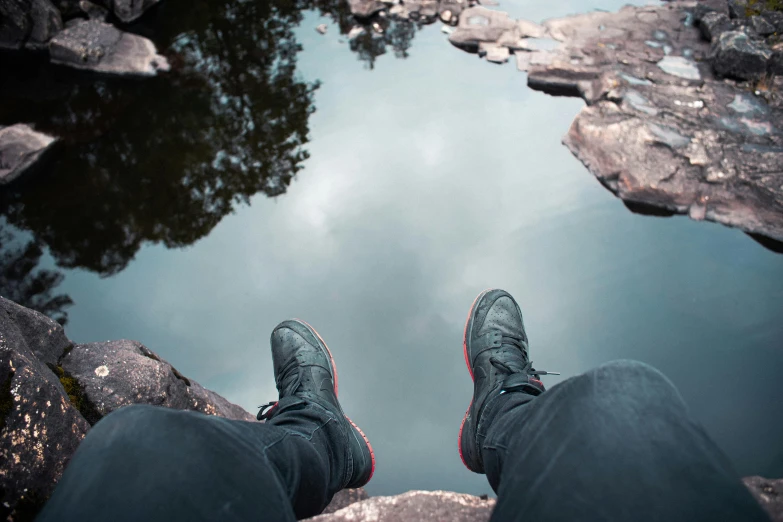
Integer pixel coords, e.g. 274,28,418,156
2,0,783,496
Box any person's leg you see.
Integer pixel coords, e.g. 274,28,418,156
482,360,771,522
37,319,374,522
458,289,770,522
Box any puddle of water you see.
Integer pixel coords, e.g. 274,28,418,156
657,56,701,80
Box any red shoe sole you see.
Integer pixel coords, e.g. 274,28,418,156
296,319,376,484
458,288,495,471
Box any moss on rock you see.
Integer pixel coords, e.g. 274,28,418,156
50,365,103,425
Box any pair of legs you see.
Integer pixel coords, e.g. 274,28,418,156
37,290,770,521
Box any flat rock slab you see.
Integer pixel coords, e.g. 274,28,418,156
310,491,496,521
477,1,783,244
0,124,58,186
61,339,255,423
49,19,170,77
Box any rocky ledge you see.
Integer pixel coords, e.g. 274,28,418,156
346,0,783,247
1,296,782,521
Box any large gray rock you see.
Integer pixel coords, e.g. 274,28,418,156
61,339,255,422
310,491,496,522
49,19,170,77
744,476,783,522
710,31,772,80
0,297,257,518
0,124,58,186
0,298,89,520
0,0,62,50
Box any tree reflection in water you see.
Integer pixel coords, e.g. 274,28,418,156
0,224,73,325
0,0,423,278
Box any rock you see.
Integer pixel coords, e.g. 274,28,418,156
710,31,771,80
310,491,496,522
761,10,783,33
316,23,328,34
27,0,62,49
479,41,509,63
0,297,90,519
78,0,108,20
347,25,366,40
108,0,159,23
0,298,258,517
49,19,170,77
727,0,748,19
318,488,370,516
699,11,732,41
404,0,439,20
448,6,517,52
744,476,783,522
60,340,255,422
771,43,783,75
692,3,717,25
348,0,385,19
0,0,62,50
509,2,783,242
749,14,775,36
0,124,58,186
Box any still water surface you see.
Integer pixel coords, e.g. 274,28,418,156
1,0,782,496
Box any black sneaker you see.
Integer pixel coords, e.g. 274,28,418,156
257,319,375,488
458,289,558,474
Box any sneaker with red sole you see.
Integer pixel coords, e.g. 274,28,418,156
458,289,558,474
258,319,375,488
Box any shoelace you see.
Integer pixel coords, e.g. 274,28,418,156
489,334,559,378
257,358,304,421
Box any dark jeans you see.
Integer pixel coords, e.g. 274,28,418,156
37,360,770,522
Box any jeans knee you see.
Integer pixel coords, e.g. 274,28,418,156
568,359,682,407
89,404,189,445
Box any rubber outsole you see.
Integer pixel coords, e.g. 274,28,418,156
294,319,376,484
457,288,495,471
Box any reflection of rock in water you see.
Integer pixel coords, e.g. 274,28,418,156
0,225,72,325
